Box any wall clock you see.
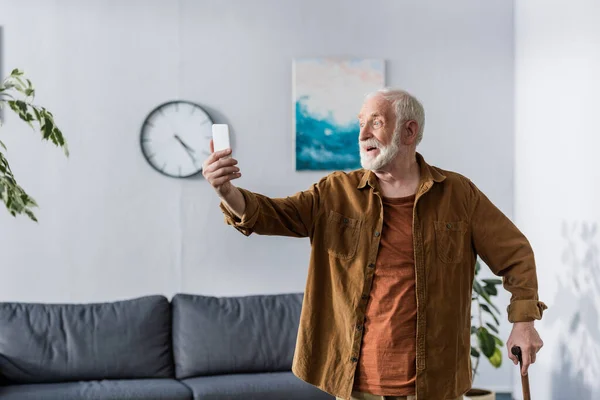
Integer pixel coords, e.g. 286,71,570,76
140,100,213,178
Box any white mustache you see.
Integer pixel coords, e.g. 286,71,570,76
359,139,382,150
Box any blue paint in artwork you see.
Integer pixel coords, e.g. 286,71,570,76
295,96,361,171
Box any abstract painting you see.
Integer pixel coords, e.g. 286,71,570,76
293,58,385,171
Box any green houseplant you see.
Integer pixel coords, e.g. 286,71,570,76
466,259,504,400
0,69,68,221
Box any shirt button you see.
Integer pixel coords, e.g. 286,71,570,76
351,357,358,362
343,218,349,224
356,324,363,330
446,223,452,229
368,263,375,269
361,294,368,300
374,231,380,237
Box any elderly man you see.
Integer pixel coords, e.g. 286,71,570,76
202,89,546,400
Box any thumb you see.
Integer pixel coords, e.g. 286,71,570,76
508,345,519,365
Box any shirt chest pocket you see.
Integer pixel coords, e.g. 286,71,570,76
325,210,361,260
434,220,468,263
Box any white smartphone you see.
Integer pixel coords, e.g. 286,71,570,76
212,124,231,153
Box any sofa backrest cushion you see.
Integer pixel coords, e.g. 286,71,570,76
172,292,302,379
0,295,173,384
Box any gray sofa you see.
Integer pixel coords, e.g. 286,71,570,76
0,293,334,400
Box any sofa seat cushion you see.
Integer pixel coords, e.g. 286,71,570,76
181,371,334,400
0,379,192,400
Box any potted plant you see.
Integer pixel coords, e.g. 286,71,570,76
0,68,68,221
466,259,504,400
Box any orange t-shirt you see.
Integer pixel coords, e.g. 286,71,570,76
353,194,417,396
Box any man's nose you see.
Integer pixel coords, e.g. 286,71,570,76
358,125,372,141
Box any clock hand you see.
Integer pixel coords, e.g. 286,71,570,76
174,134,195,153
174,134,198,165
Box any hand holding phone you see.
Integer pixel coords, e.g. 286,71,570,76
204,123,241,199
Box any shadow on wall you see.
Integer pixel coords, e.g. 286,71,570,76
547,221,600,399
551,340,593,400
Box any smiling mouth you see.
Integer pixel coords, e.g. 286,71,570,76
365,146,378,153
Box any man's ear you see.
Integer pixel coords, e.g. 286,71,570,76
404,120,419,144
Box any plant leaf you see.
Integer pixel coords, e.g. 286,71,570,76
482,278,502,285
477,327,496,358
471,347,480,358
483,296,501,314
0,68,66,221
474,279,501,313
24,208,38,222
484,284,498,296
489,347,502,368
473,279,488,300
491,333,504,347
481,304,500,325
485,322,499,334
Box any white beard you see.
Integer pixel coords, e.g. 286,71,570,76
359,130,400,171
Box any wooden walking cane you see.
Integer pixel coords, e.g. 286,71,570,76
511,346,531,400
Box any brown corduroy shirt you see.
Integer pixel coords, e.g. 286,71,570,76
220,153,547,400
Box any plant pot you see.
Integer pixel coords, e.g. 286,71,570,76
464,388,496,400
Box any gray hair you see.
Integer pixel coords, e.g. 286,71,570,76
366,88,425,145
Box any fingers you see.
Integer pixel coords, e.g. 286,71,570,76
202,146,241,190
211,172,242,187
203,156,238,174
507,343,519,366
210,139,214,153
529,340,541,366
205,148,232,166
507,323,544,376
211,166,240,179
202,158,241,186
508,342,541,376
521,349,531,376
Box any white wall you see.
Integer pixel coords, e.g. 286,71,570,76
0,0,515,392
515,0,600,399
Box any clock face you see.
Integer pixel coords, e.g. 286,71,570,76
140,100,213,178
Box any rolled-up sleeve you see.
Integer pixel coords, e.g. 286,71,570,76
220,188,261,236
469,180,548,323
506,299,547,322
